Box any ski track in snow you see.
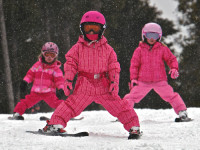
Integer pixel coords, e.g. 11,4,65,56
0,108,199,150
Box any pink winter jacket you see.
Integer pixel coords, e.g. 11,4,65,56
64,35,120,95
23,58,64,93
130,42,178,82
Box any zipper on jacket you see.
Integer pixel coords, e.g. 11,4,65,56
149,45,153,51
40,64,44,93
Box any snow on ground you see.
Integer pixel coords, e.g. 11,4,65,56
0,108,199,150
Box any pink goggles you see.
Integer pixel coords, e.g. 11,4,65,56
145,32,160,40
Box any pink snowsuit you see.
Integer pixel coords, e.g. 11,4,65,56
14,58,65,115
124,42,187,114
49,35,140,131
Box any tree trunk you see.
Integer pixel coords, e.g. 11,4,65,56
12,38,21,103
63,23,71,51
0,0,15,113
45,7,51,41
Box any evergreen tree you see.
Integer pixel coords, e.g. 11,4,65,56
177,0,200,107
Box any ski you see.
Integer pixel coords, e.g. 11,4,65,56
175,117,193,122
70,116,84,121
39,116,50,121
26,129,89,137
40,116,84,121
111,119,119,122
8,116,24,120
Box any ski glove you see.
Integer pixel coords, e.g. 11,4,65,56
169,69,179,79
20,80,28,92
64,80,73,96
128,79,138,91
56,89,67,99
109,81,119,96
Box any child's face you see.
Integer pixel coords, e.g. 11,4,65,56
84,23,101,41
145,32,159,45
147,38,157,45
43,52,56,63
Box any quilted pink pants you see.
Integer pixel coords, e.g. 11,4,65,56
49,93,140,131
124,81,187,114
14,92,64,115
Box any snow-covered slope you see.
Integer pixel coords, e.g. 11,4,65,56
0,108,199,150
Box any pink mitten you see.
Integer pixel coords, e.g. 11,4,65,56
129,79,138,90
64,80,73,96
169,69,179,79
109,82,119,96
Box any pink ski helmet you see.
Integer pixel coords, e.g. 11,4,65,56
142,22,162,41
41,42,59,56
80,11,106,25
80,11,106,41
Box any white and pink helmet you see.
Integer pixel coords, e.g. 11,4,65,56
80,11,106,40
41,42,59,56
142,22,162,41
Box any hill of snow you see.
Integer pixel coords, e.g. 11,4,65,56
0,108,199,150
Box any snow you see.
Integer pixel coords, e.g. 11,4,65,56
0,108,199,150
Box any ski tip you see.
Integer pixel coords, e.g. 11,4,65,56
111,119,119,122
78,132,89,136
70,116,84,121
39,116,50,121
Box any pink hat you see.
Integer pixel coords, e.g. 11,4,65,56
80,11,106,25
41,42,59,56
142,22,162,41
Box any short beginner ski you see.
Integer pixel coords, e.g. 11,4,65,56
26,129,89,137
40,116,84,121
8,116,24,120
175,117,193,122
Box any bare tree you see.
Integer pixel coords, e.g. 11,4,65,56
0,0,15,113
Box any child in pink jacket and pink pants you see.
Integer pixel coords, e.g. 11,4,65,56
12,42,65,120
41,11,141,139
124,22,190,121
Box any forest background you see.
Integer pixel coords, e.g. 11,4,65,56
0,0,199,113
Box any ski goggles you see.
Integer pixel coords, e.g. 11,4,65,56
145,32,160,40
44,52,57,58
84,24,101,34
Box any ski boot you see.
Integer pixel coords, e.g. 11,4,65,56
42,120,66,134
8,113,24,120
128,126,141,140
175,110,192,122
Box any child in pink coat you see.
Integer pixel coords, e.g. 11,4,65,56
124,22,190,121
41,11,141,139
12,42,66,120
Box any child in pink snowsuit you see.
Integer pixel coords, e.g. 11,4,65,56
13,42,65,120
42,11,141,139
124,23,189,121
